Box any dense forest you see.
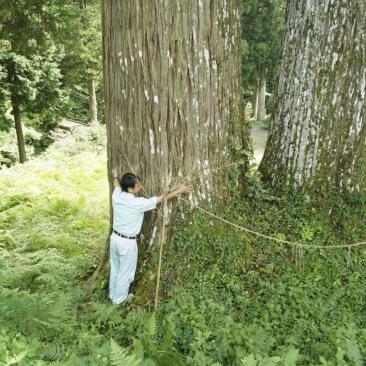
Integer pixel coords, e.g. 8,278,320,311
1,1,366,365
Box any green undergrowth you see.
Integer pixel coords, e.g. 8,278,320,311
156,186,366,365
1,130,366,365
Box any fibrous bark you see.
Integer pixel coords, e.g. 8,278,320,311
90,0,246,283
102,0,244,240
260,0,366,193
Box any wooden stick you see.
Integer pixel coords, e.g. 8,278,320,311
154,194,168,311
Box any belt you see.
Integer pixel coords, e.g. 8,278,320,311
113,229,136,240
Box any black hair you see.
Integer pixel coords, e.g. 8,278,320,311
121,173,141,192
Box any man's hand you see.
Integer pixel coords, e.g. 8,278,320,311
112,167,118,178
157,184,193,204
176,185,193,194
111,167,120,188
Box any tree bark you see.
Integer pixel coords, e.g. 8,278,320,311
256,74,266,121
11,94,27,164
103,0,243,227
79,0,87,9
88,78,98,125
260,0,366,193
93,0,246,281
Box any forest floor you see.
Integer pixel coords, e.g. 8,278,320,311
1,125,366,365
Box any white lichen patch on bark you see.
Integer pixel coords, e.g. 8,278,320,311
149,128,155,154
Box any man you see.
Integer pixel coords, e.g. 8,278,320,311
109,168,192,305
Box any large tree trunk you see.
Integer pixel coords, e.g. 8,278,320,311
260,0,366,193
91,0,246,281
88,78,98,125
11,94,27,164
103,0,243,229
256,74,266,121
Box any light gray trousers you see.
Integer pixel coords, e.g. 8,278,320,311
109,233,138,305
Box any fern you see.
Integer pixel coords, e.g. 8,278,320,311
0,194,30,213
3,350,28,366
159,315,175,352
0,285,73,338
139,313,184,366
110,339,142,366
153,316,185,366
142,313,157,345
40,343,66,362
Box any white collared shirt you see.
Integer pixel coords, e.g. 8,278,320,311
112,187,158,236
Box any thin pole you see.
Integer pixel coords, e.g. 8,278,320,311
154,194,168,311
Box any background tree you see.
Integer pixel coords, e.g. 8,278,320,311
260,0,366,193
0,0,102,166
0,1,69,163
241,0,285,120
59,0,102,124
